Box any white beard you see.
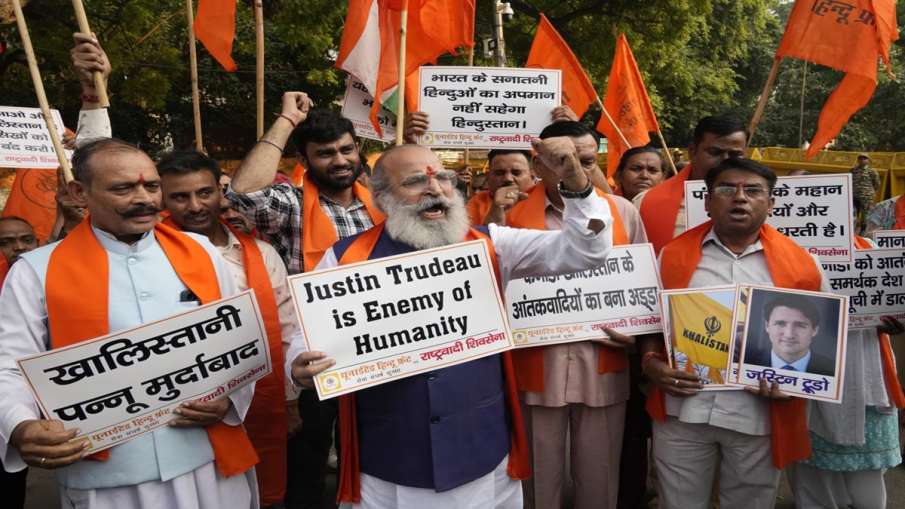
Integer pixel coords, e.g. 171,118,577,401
379,191,471,250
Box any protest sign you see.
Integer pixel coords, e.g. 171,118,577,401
417,66,561,149
731,285,848,402
661,286,741,391
17,290,272,453
875,230,905,249
685,174,855,262
288,240,513,399
0,106,71,169
506,244,661,348
340,77,396,143
822,248,905,328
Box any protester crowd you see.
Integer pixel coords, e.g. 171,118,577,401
0,34,903,509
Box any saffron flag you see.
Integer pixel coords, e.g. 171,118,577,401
194,0,239,72
2,168,58,243
336,0,476,136
598,34,660,177
668,292,733,384
525,14,597,119
776,0,898,158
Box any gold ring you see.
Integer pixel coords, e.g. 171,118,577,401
40,457,46,466
674,379,679,386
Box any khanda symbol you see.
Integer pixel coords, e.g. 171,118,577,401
704,315,721,339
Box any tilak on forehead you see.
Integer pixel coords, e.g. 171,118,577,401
425,165,438,177
138,174,146,185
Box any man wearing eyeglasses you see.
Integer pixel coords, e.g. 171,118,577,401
638,158,831,509
288,140,615,509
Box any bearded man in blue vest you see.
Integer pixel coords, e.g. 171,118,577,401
286,139,616,509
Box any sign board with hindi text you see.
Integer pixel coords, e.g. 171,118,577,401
875,230,905,249
506,244,662,348
684,174,855,262
730,285,847,403
17,291,272,453
417,66,561,149
288,240,513,399
822,248,905,328
340,77,396,143
661,286,741,391
1,106,70,169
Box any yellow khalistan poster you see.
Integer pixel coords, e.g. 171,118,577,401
668,292,733,384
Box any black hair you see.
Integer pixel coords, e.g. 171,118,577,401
705,158,777,192
290,109,357,158
764,294,821,329
539,121,600,145
487,149,532,165
71,138,145,186
156,150,222,182
615,146,663,175
692,115,747,146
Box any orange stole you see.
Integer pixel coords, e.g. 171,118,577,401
333,224,530,503
301,172,384,272
45,220,259,477
465,190,494,225
895,195,905,229
506,184,631,392
639,165,692,255
648,221,821,469
854,236,905,409
0,256,8,291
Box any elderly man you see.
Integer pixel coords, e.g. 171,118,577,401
466,149,534,226
289,138,615,509
0,139,259,508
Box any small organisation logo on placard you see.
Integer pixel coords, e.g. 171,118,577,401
513,330,528,345
319,372,342,394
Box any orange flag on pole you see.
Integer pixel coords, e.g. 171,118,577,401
598,34,660,176
336,0,475,136
776,0,898,158
194,0,238,72
525,14,597,119
1,168,58,243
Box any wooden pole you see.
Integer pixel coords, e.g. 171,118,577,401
394,3,408,146
463,46,474,167
798,61,808,148
656,129,678,175
748,57,781,146
595,97,631,147
71,0,109,108
12,0,73,182
254,0,264,139
186,0,203,152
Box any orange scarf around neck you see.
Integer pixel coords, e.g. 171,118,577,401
639,165,692,255
333,223,530,503
649,220,821,469
0,256,8,292
506,184,631,392
45,220,258,477
465,190,494,225
301,172,384,272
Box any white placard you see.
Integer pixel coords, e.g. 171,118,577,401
340,77,396,143
506,244,662,348
417,66,561,149
729,285,848,402
822,248,905,328
17,291,272,453
0,106,70,168
288,240,513,399
875,230,905,249
684,174,855,262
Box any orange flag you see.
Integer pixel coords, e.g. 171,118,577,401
525,14,597,119
598,34,660,176
194,0,238,72
1,168,58,243
776,0,898,158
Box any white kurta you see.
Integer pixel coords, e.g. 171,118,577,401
0,226,258,509
286,191,616,509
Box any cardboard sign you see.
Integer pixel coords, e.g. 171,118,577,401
0,106,70,168
340,77,396,143
822,248,905,328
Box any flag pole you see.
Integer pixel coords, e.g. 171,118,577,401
595,97,631,147
798,61,808,148
656,130,678,174
394,2,409,146
186,0,204,152
71,0,109,108
12,0,73,183
748,56,781,146
254,0,265,139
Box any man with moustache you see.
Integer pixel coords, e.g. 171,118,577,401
0,217,38,288
465,149,534,226
227,92,385,509
157,150,303,508
288,138,615,509
0,139,260,508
